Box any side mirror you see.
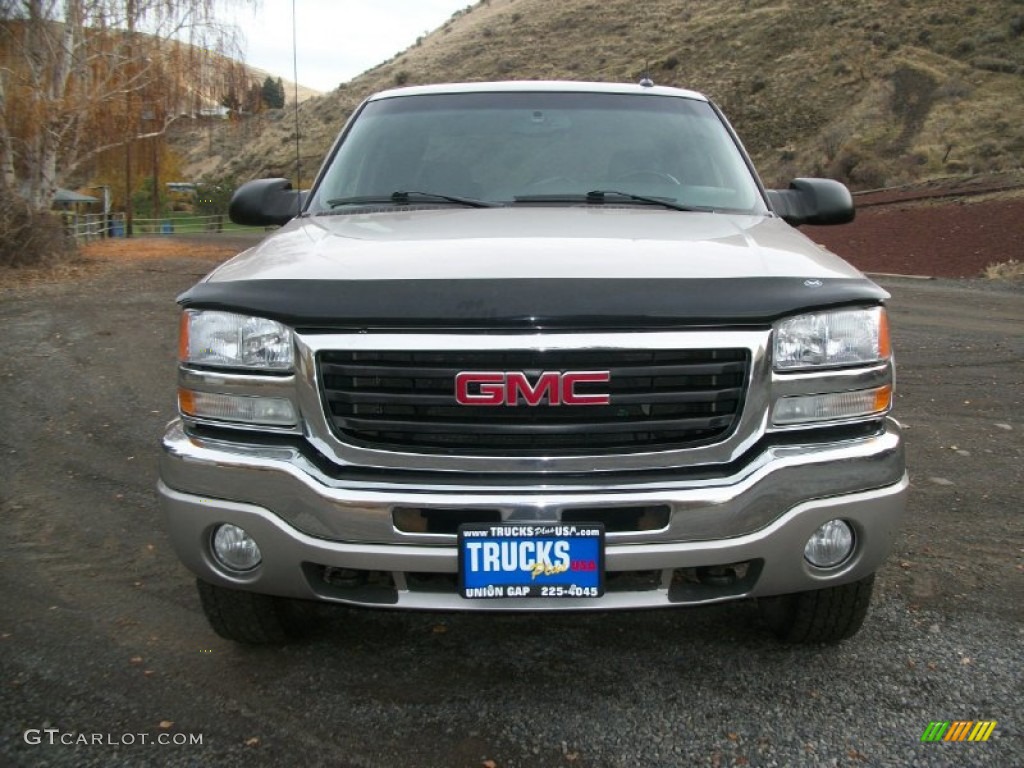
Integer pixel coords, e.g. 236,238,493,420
766,178,855,227
228,178,307,226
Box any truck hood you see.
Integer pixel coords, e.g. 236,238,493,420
180,207,887,328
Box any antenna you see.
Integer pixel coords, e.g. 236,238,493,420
639,61,654,88
291,0,301,189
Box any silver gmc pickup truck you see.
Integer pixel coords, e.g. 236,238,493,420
159,80,907,644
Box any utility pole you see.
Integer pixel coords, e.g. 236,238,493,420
152,135,160,219
124,0,136,236
124,139,133,236
145,105,161,220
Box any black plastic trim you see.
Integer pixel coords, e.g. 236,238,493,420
179,277,888,329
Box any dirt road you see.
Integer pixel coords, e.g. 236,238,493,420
0,247,1021,767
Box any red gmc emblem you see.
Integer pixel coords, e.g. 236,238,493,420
455,371,611,406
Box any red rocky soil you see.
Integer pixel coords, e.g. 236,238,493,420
805,193,1024,279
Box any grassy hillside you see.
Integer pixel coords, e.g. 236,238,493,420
174,0,1024,190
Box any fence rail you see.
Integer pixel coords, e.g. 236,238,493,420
63,213,247,241
131,214,235,234
62,212,109,241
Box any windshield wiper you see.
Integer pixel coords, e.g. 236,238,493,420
585,190,701,212
326,190,497,209
512,190,701,212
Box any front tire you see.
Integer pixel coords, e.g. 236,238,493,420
196,579,314,644
757,574,875,644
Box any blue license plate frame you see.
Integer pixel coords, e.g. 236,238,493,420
458,523,605,599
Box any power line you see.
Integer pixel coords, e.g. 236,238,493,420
292,0,301,190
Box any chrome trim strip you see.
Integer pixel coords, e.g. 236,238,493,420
770,360,892,397
178,367,296,397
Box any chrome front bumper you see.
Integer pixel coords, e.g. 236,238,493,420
158,418,907,610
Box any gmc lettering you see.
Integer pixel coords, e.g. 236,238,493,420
455,371,611,406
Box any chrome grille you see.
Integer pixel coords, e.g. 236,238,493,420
318,347,749,455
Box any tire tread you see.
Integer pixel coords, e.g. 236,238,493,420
758,574,875,644
196,579,304,645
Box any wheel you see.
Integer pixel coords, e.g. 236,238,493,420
757,574,875,644
196,579,315,644
614,170,681,185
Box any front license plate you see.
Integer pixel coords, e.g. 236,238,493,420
458,523,604,599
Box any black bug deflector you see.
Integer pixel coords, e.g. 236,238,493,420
178,277,888,329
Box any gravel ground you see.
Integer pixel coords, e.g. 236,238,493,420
3,597,1020,768
0,245,1021,768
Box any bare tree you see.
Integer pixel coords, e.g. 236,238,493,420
0,0,249,213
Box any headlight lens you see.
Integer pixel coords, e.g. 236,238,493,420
773,385,892,425
211,524,262,571
804,519,855,568
774,307,889,370
180,310,293,371
178,389,298,427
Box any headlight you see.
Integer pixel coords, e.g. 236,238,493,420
178,389,297,427
774,307,890,370
773,385,892,425
179,310,293,371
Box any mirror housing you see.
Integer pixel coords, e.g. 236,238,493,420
766,178,855,227
228,178,307,227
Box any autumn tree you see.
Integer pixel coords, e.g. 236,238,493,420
0,0,249,220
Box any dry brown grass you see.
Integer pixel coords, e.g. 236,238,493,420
1,237,237,293
983,259,1024,281
176,0,1024,192
79,237,239,262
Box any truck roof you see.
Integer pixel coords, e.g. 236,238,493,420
368,80,709,103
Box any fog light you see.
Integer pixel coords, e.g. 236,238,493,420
804,519,854,568
211,524,262,571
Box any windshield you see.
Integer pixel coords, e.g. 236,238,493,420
308,91,767,214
